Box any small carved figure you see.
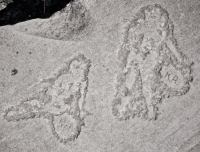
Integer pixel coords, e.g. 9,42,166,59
3,54,91,143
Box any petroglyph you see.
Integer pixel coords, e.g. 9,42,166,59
160,65,184,88
112,4,193,120
3,54,91,143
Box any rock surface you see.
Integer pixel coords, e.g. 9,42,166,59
0,0,200,152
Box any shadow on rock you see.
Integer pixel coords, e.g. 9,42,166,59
0,0,73,26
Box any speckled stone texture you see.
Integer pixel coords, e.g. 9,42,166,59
0,0,200,152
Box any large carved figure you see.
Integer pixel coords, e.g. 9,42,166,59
112,4,193,120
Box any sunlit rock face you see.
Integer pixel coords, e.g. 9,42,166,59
1,0,199,151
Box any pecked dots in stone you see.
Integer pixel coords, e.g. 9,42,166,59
3,54,91,143
113,67,148,121
126,4,171,57
112,4,193,121
50,113,83,143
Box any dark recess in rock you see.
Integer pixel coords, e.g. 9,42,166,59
0,0,74,26
11,68,18,75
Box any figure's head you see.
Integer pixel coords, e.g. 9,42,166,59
126,4,172,54
69,55,90,81
70,59,84,80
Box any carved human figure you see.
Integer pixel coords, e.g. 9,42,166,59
3,54,91,143
112,4,193,120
